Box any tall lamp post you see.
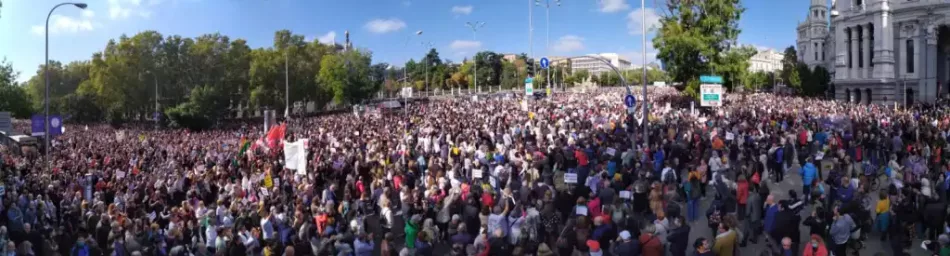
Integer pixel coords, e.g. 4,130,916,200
535,0,560,93
465,21,485,92
639,0,649,149
421,41,434,93
45,2,87,173
405,31,424,92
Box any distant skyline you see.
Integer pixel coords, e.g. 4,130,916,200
0,0,816,82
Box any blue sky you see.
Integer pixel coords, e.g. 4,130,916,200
0,0,815,82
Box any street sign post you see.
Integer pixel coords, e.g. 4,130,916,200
525,77,534,96
624,95,636,107
624,94,636,114
699,75,724,107
539,57,549,69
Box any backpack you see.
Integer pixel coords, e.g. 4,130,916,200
663,169,676,184
708,209,722,226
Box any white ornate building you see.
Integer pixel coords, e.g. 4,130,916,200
797,0,950,104
749,49,785,73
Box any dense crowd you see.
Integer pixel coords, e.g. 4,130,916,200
1,87,950,256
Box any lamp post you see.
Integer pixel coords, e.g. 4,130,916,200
421,41,434,93
145,70,158,130
639,0,649,149
528,0,534,81
535,0,560,94
284,49,289,118
45,2,87,173
465,21,485,91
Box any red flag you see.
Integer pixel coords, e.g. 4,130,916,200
266,123,286,149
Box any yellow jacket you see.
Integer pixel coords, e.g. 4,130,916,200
875,198,890,214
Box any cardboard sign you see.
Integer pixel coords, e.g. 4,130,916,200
564,173,578,184
575,206,588,216
619,190,632,199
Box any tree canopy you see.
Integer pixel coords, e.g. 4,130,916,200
653,0,746,96
4,30,385,129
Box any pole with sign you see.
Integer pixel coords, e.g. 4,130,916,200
699,75,724,107
525,77,534,96
540,57,550,95
624,94,636,114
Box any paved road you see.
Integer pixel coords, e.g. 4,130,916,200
357,155,930,255
674,154,929,256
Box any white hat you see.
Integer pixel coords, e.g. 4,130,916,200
619,230,632,240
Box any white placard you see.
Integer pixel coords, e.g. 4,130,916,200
815,152,825,161
605,148,617,156
575,206,588,216
619,190,632,199
564,173,578,184
116,171,126,180
472,169,483,178
283,139,309,175
725,132,735,141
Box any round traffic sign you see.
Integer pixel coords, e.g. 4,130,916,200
540,57,549,69
624,95,636,108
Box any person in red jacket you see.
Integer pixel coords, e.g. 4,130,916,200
736,175,750,220
802,234,829,256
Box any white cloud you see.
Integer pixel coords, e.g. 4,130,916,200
81,10,95,18
551,35,585,53
317,31,337,44
627,8,661,35
109,0,152,20
451,5,473,15
621,43,658,65
364,18,407,34
31,15,95,35
599,0,630,13
449,40,482,51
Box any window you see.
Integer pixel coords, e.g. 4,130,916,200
855,0,863,6
857,28,863,68
822,43,826,60
869,25,874,67
814,10,819,17
815,42,819,61
907,39,915,73
847,29,853,68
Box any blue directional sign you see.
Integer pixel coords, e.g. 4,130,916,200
624,95,636,108
540,57,550,69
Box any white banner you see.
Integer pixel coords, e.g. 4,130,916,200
283,139,309,175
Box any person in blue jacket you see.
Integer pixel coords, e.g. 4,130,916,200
836,177,855,205
800,158,819,203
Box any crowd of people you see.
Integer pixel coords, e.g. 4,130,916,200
0,86,949,256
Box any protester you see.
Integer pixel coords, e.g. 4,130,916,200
1,87,949,256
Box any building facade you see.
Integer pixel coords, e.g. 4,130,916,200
570,53,632,75
800,0,950,104
749,49,785,73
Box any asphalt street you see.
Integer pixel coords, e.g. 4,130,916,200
356,154,932,255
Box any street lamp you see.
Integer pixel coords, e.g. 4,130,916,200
638,0,649,149
421,41,434,93
404,31,424,93
535,0,560,93
45,2,87,173
465,21,485,92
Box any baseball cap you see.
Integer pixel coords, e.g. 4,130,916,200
619,231,631,240
586,240,600,251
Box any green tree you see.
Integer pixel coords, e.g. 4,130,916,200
808,66,831,97
711,46,757,91
780,46,799,90
653,0,745,97
0,59,32,118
